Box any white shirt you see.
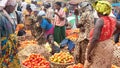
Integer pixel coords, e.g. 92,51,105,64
30,4,37,11
38,10,46,16
21,2,27,11
109,11,116,18
93,10,99,18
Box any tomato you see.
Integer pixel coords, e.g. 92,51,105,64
67,63,84,68
22,54,50,68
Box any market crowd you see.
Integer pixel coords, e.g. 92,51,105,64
0,0,120,68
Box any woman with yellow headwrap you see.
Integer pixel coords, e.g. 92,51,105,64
0,0,21,68
84,1,120,68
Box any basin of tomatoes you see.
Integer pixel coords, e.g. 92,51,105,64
22,54,50,68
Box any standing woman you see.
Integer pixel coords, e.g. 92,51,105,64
84,1,120,68
74,1,94,64
0,0,20,68
22,4,33,30
54,2,66,43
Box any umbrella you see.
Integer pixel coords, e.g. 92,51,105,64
67,15,80,27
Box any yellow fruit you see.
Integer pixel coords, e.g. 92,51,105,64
49,51,74,63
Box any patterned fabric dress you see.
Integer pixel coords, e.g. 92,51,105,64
84,16,116,68
74,11,94,64
0,11,20,68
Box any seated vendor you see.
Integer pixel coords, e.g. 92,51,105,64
44,34,60,55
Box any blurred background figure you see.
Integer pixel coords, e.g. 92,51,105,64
114,7,120,43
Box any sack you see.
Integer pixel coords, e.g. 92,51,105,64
18,45,50,63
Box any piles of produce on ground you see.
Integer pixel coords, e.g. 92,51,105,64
112,65,120,68
19,40,38,50
67,63,84,68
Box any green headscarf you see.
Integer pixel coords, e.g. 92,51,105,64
94,1,112,15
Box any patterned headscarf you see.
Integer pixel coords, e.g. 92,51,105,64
79,1,93,12
7,0,17,6
95,1,112,15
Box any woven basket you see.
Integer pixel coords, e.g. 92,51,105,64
112,45,120,67
50,61,74,68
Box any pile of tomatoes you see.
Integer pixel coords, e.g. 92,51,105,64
22,54,50,68
67,63,84,68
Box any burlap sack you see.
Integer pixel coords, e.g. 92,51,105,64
18,45,50,67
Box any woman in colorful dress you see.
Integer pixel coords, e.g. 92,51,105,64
74,1,94,64
0,0,21,68
84,1,120,68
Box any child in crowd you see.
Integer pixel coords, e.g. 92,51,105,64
44,34,60,55
17,24,26,36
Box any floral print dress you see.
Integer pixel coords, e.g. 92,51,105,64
74,11,94,64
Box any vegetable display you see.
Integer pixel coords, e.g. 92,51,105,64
49,51,74,64
22,54,50,68
67,63,84,68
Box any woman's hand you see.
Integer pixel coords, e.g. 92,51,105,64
54,12,64,20
36,36,40,41
50,40,54,44
36,22,39,27
86,44,94,63
87,50,94,63
54,12,58,15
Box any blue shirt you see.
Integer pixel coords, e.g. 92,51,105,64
114,11,120,20
40,19,53,30
0,12,14,37
116,13,120,21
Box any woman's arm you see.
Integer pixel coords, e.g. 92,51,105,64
114,20,120,34
36,28,45,41
54,11,65,20
87,18,104,62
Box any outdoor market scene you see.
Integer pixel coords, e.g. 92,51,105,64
0,0,120,68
